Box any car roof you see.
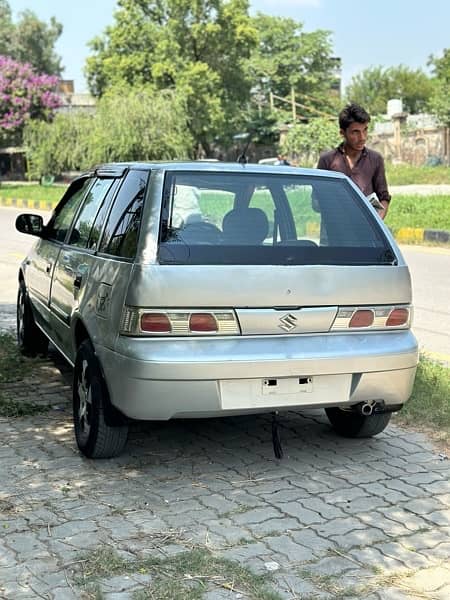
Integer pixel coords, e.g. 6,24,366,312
88,160,349,182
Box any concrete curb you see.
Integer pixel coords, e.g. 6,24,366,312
394,227,450,244
1,195,449,245
0,195,54,211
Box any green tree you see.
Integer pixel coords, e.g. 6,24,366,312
282,117,339,166
346,65,433,115
429,49,450,126
0,1,63,75
14,10,63,75
24,86,193,178
0,0,12,56
247,14,338,119
85,0,257,154
24,111,94,178
89,85,193,163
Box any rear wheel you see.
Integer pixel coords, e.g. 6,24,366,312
17,281,48,356
325,407,392,438
73,340,128,458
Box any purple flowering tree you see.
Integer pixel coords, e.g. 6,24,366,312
0,55,61,143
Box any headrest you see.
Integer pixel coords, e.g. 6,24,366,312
222,207,269,244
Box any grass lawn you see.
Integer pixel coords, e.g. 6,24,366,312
394,355,450,451
386,163,450,185
0,183,67,204
385,194,450,232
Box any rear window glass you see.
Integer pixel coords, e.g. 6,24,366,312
158,172,395,266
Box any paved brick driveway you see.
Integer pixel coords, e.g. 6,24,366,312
1,342,449,600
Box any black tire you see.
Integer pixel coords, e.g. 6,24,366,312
73,340,128,458
17,281,48,356
325,407,392,438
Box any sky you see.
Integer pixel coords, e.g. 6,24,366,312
7,0,450,94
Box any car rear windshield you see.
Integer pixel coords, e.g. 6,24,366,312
158,171,395,266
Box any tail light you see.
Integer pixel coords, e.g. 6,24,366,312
120,307,240,336
332,305,412,331
349,310,374,328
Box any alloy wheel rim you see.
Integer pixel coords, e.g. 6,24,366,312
17,291,25,344
77,359,92,440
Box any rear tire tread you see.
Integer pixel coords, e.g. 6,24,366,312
325,407,391,438
17,281,48,357
73,340,128,458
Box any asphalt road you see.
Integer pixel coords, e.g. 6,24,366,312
0,206,449,362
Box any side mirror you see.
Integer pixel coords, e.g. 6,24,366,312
15,214,44,237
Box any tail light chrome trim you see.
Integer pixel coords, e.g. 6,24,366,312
120,307,240,336
332,305,412,331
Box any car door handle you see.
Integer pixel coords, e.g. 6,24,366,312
46,262,53,274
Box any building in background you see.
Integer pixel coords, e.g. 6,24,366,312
371,99,450,166
56,80,96,113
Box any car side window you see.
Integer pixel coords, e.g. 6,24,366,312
99,169,149,258
46,178,92,243
69,178,115,248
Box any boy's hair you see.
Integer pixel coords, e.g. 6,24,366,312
339,103,370,130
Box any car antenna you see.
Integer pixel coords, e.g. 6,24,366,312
235,131,253,164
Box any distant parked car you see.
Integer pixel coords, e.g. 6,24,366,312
15,161,418,458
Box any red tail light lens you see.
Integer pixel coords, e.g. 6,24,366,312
141,313,172,332
386,308,409,327
349,310,374,328
189,313,218,332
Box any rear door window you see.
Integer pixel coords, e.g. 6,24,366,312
99,169,149,259
159,171,394,265
69,178,115,248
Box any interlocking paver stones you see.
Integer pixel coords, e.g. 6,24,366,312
264,534,314,562
306,554,362,577
205,519,252,545
330,526,390,550
290,528,336,554
272,572,327,599
279,501,325,525
425,508,450,526
373,541,432,569
401,497,448,516
1,356,450,599
230,506,282,526
246,516,300,537
315,516,368,538
335,466,387,485
339,494,390,514
378,509,431,535
347,546,407,573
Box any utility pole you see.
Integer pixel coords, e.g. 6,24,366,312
291,87,296,121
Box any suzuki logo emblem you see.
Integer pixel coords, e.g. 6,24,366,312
279,313,298,332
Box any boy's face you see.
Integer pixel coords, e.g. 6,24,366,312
340,121,368,152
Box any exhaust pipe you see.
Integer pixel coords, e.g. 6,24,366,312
358,402,374,416
353,401,404,416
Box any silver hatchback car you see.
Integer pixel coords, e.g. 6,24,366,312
16,162,418,458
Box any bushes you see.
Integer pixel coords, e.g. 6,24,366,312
24,86,194,179
281,118,340,166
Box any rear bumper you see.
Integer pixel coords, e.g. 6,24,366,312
97,330,418,420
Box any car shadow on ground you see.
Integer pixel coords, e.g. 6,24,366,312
3,337,409,471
